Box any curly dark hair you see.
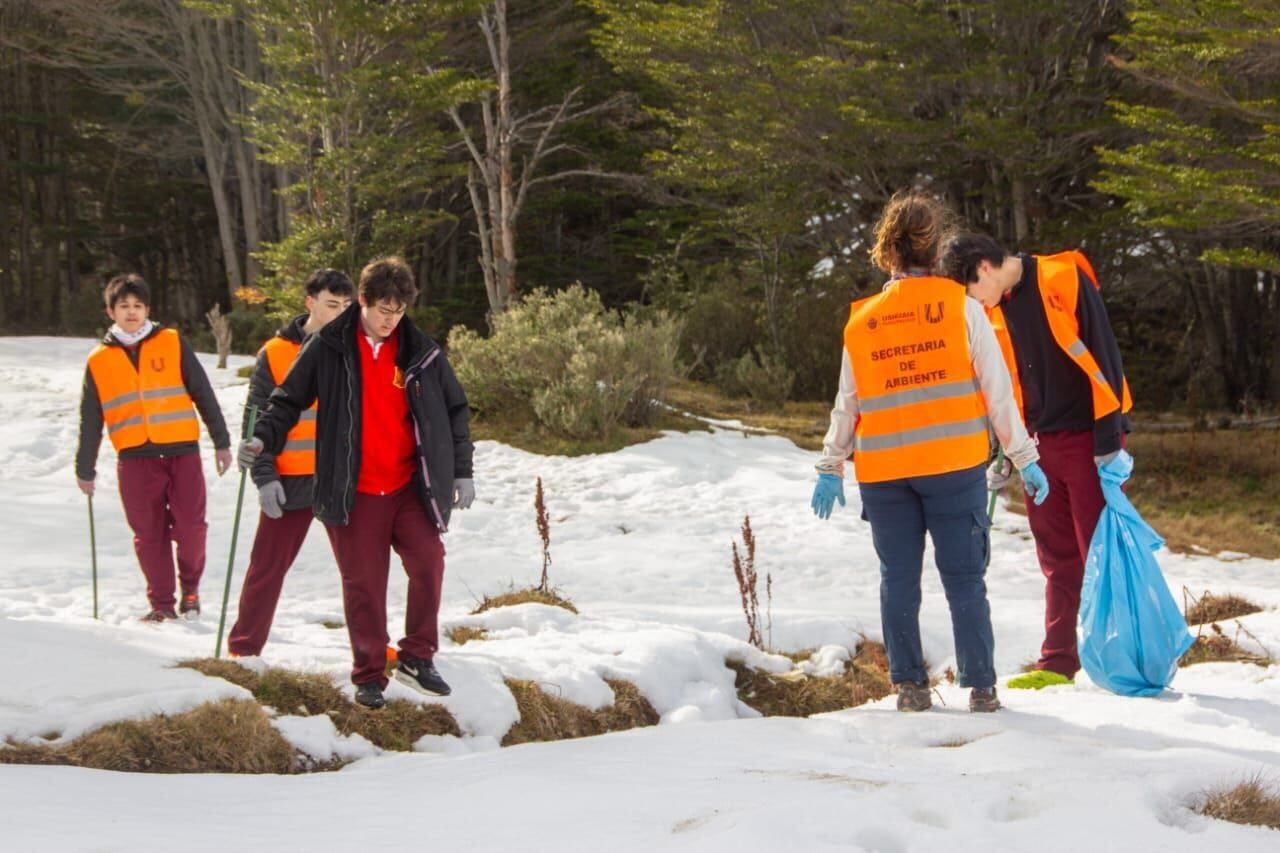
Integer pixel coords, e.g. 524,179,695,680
870,190,954,274
358,256,417,306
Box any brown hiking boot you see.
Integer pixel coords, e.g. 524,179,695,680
140,608,177,623
969,687,1001,713
896,681,932,712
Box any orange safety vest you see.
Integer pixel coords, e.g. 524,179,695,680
260,335,317,476
845,276,990,484
986,250,1133,422
87,329,199,452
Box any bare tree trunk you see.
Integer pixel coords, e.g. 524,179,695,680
205,303,232,369
448,2,627,317
494,0,517,307
17,58,35,325
1010,174,1030,245
1266,273,1280,405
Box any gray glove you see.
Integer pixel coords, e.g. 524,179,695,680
238,437,264,472
453,478,475,510
986,455,1015,492
258,480,286,519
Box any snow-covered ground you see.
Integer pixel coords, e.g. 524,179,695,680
1,336,1278,851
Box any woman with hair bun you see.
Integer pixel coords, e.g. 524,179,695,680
809,190,1049,713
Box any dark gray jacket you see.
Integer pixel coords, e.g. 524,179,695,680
76,324,230,481
251,303,473,530
246,315,314,512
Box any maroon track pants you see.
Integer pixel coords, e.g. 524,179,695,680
325,487,445,687
227,508,315,656
1024,429,1107,677
117,454,207,610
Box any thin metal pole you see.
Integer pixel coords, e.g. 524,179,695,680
88,495,98,619
215,405,258,658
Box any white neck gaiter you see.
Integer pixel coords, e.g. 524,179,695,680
109,319,155,348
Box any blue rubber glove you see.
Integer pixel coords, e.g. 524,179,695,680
811,473,846,520
1020,462,1050,506
1096,449,1133,484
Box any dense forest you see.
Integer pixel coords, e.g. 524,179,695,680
1,0,1276,411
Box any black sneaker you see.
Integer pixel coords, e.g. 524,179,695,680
179,594,201,621
354,682,385,710
140,608,178,623
395,653,452,697
969,687,1001,713
896,681,932,712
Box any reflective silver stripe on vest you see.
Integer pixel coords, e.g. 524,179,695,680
1067,339,1087,358
107,415,144,434
101,391,142,412
299,410,318,422
858,378,981,414
855,416,990,453
142,386,189,401
1093,371,1109,387
282,439,316,452
147,410,198,425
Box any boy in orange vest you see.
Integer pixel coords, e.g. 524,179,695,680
76,274,233,621
940,234,1132,689
226,269,354,656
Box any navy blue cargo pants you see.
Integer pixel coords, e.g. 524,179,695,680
858,463,995,689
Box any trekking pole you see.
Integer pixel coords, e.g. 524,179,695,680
88,494,99,620
987,446,1005,520
215,404,258,658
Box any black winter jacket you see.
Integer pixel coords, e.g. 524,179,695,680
252,303,473,530
245,315,314,512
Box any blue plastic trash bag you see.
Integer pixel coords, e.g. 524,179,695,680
1078,450,1193,696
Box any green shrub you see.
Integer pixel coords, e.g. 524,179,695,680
714,348,796,408
644,257,762,382
449,285,682,440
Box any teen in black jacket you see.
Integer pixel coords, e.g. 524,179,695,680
250,300,473,531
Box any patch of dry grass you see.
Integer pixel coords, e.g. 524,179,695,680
731,641,893,717
990,430,1280,557
665,380,831,451
501,679,660,747
446,626,490,645
0,699,300,774
1196,775,1280,831
1179,624,1271,667
180,659,460,752
473,586,578,615
1184,590,1263,626
1127,429,1280,559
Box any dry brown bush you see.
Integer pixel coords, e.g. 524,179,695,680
1184,589,1263,626
446,626,490,645
473,586,578,615
0,699,299,774
1197,775,1280,831
180,659,460,752
732,641,893,717
501,679,659,746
